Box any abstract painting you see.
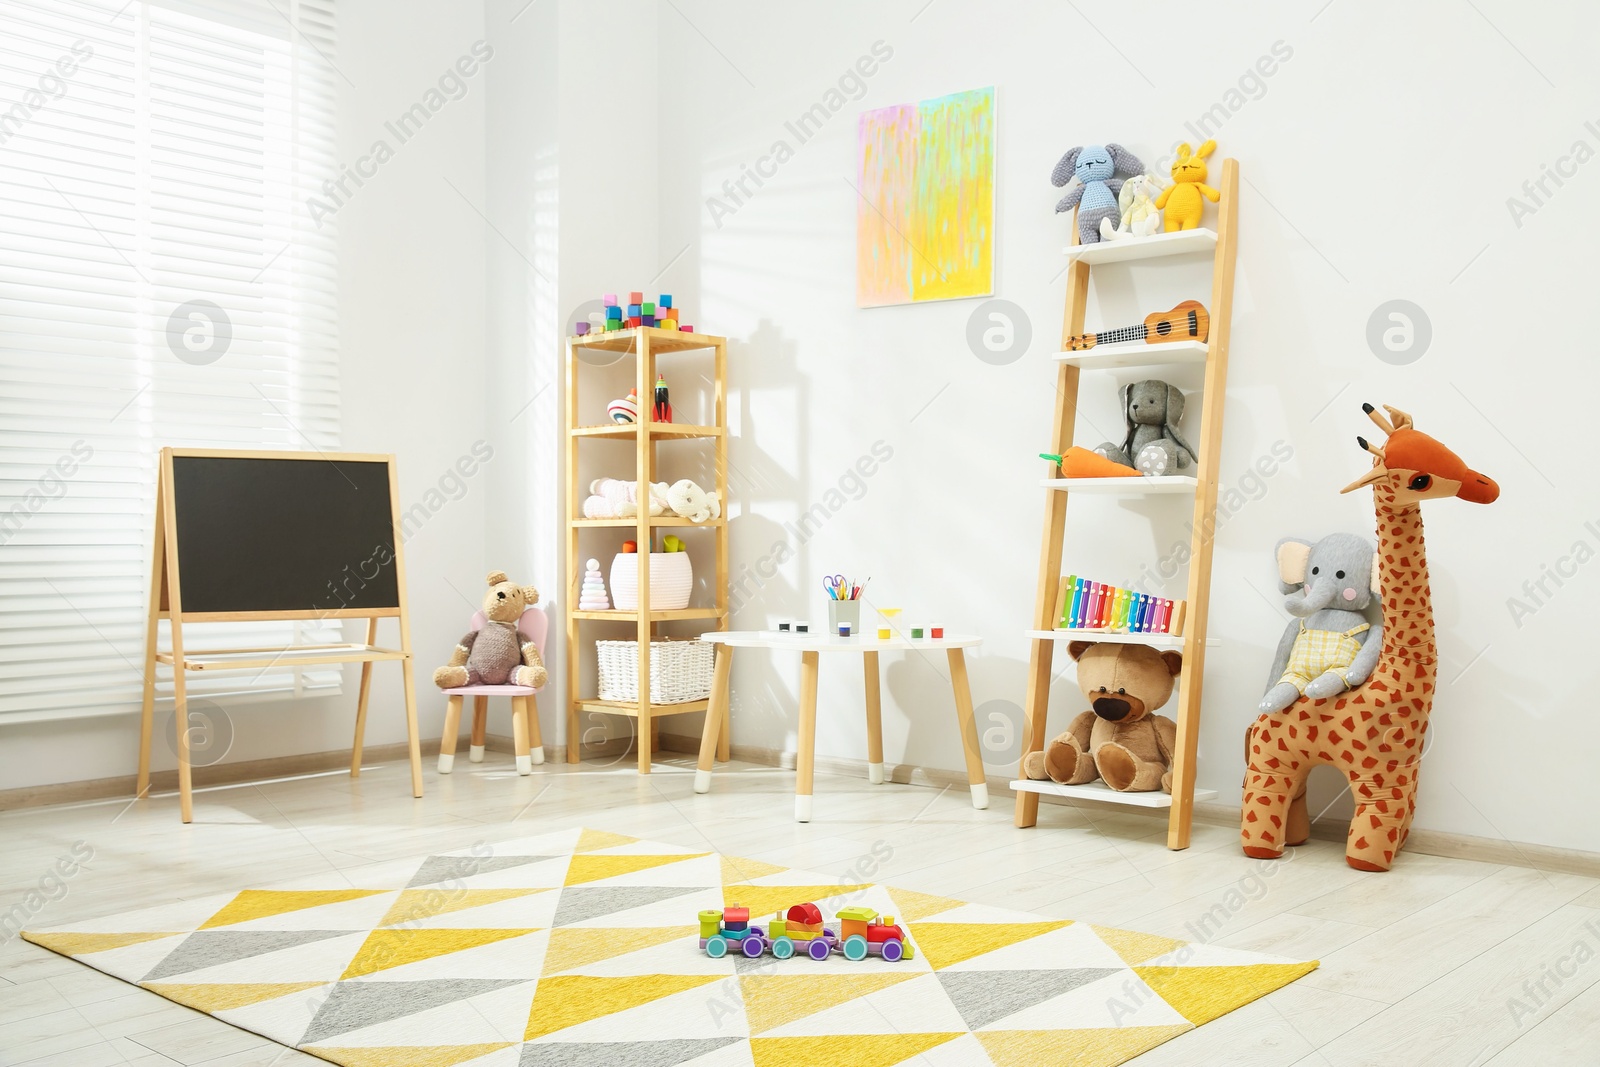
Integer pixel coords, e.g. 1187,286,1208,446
856,85,994,307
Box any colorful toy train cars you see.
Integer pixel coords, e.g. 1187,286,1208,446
697,903,913,961
836,905,913,961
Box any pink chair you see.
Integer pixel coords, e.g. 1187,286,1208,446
437,606,547,775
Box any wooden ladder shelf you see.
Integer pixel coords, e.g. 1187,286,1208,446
1013,158,1240,849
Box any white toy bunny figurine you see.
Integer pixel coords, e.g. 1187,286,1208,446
1100,173,1163,241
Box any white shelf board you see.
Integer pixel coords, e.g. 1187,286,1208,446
1054,339,1208,371
1040,475,1197,494
1010,778,1218,808
1024,629,1218,650
1062,228,1218,264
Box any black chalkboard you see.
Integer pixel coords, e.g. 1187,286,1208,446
168,454,400,615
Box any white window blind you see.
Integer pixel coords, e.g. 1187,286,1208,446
0,0,340,723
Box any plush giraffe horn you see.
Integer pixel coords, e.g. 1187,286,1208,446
1361,403,1395,435
1342,434,1389,494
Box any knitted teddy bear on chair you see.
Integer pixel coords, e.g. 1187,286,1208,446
432,571,549,689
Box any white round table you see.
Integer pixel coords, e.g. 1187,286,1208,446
692,630,988,822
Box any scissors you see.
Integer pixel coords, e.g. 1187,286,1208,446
823,574,848,600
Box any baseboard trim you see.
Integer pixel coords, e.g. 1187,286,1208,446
10,734,1598,877
672,736,1600,879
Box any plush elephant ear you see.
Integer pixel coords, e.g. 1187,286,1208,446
519,585,540,606
1275,539,1313,586
1052,147,1084,187
486,570,509,586
1106,142,1144,176
1370,550,1382,597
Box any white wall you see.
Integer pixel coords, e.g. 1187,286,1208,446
483,0,662,750
648,0,1600,853
0,0,490,790
16,0,1599,860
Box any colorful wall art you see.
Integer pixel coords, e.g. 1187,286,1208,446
856,85,994,307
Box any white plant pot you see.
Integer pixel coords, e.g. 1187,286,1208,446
609,552,693,610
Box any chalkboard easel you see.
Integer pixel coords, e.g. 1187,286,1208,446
136,448,422,822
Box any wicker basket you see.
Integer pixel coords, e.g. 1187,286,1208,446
596,637,714,704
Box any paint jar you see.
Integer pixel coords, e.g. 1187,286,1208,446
827,600,861,636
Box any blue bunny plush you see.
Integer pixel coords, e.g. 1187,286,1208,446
1051,143,1146,245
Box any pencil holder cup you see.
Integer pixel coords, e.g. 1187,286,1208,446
827,600,861,635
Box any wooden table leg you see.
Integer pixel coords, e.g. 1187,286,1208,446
796,650,819,822
947,648,989,810
695,644,732,793
863,650,884,785
511,696,532,776
438,695,463,773
470,694,488,763
350,618,379,776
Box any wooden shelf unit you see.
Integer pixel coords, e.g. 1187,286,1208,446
565,328,730,774
1016,160,1239,850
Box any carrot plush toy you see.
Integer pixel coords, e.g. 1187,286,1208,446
1155,140,1220,230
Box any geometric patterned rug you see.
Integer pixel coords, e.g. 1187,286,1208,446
22,827,1316,1066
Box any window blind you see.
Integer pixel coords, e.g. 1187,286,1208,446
0,0,340,723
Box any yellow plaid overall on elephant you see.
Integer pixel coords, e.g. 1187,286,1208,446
1277,620,1370,693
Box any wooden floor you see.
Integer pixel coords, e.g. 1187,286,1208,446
1,753,1596,1066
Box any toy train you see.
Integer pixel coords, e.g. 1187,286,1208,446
697,902,914,962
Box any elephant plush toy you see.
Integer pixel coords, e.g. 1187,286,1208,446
1094,379,1197,476
1052,143,1145,245
1258,533,1383,713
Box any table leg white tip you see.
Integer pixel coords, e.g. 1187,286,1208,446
693,769,712,794
530,748,545,766
468,745,485,763
516,755,532,776
867,762,885,785
795,795,813,823
970,783,989,809
436,753,454,774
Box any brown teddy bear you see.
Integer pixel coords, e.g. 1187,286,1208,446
432,571,549,690
1022,640,1181,792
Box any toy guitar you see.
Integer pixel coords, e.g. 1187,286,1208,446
1066,300,1209,352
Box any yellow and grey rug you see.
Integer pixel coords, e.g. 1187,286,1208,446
23,827,1315,1066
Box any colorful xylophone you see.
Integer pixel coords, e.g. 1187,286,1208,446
1054,574,1186,637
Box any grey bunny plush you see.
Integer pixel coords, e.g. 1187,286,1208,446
1258,534,1384,713
1093,380,1197,476
1052,143,1146,246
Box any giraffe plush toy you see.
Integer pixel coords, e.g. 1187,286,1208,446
1241,404,1499,871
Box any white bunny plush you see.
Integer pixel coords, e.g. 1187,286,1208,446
1100,173,1163,241
582,477,668,519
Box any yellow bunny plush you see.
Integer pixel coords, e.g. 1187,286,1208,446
1154,140,1220,231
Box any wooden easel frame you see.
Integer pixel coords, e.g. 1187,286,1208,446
135,447,423,823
